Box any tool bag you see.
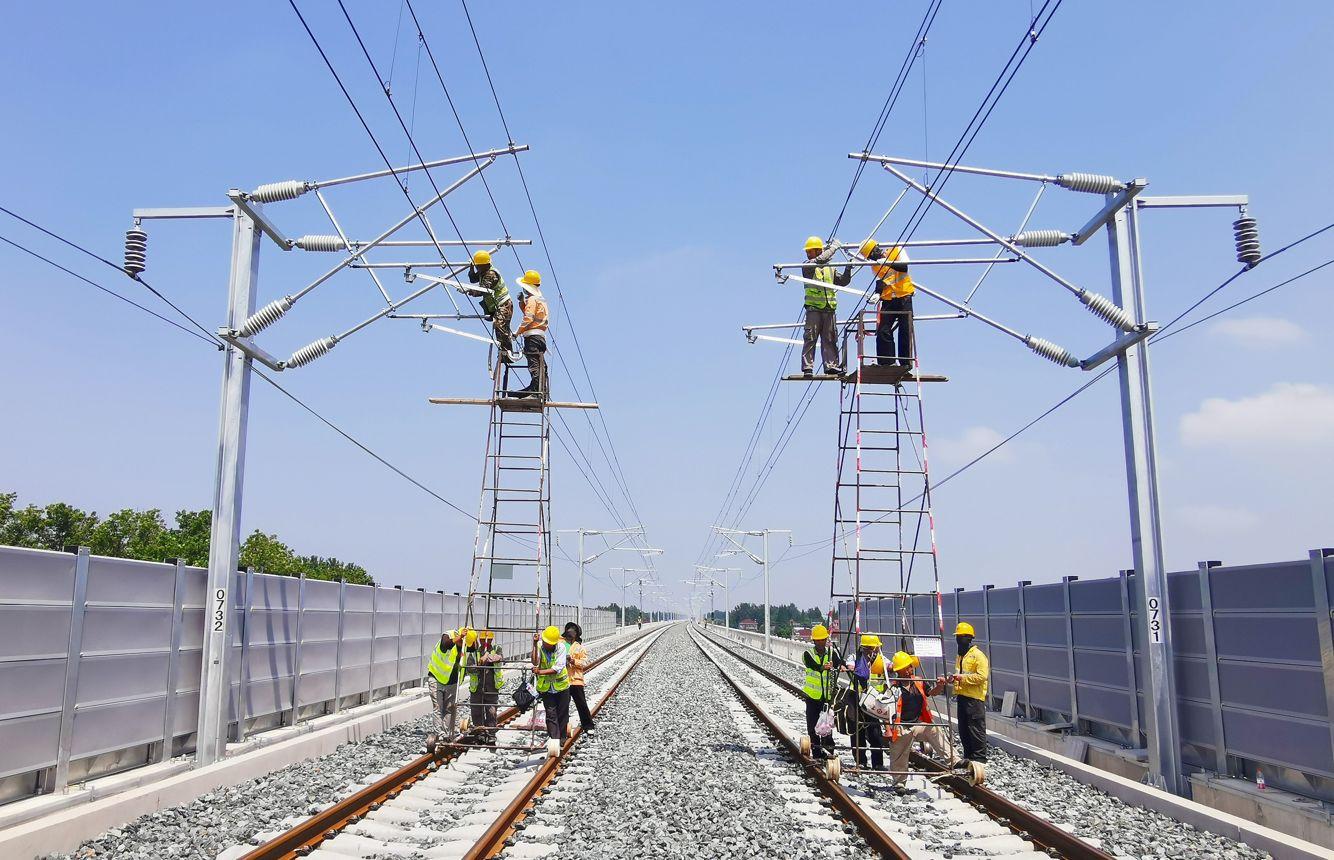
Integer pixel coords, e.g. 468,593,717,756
832,687,859,735
512,675,537,712
860,686,899,721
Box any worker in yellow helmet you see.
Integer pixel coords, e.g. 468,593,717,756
799,236,852,377
886,650,950,793
801,623,844,759
939,621,990,768
849,633,887,770
532,624,571,745
424,628,467,754
859,240,915,370
461,249,518,366
514,270,550,399
466,629,505,740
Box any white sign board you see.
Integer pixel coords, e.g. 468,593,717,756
492,563,514,581
912,636,943,658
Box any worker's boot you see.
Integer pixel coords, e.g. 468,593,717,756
424,733,438,755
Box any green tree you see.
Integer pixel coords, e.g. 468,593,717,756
239,530,302,575
299,555,374,585
90,508,172,560
166,509,211,566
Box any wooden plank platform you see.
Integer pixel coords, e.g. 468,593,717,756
781,366,948,384
428,396,599,412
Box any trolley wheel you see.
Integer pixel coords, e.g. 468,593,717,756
434,742,448,758
799,735,812,756
965,760,986,786
825,757,842,780
424,733,438,756
459,718,471,733
546,738,561,759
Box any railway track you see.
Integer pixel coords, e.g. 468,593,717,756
691,625,1119,860
229,625,667,860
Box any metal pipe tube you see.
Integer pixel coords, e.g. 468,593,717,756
773,256,1019,270
315,190,392,303
335,279,440,341
313,144,528,189
349,239,531,248
965,183,1047,304
852,152,1057,183
838,237,999,249
881,162,1086,298
910,281,1028,341
352,261,476,269
292,159,493,302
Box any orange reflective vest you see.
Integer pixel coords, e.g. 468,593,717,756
889,680,933,742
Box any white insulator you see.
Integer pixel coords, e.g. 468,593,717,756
286,337,337,368
1079,290,1135,330
124,228,148,276
1012,229,1069,248
1056,172,1125,194
249,180,307,204
1026,336,1079,367
294,234,345,252
1233,217,1261,268
237,296,294,338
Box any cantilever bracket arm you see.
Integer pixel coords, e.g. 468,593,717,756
1072,179,1149,246
216,330,287,371
1079,323,1159,370
226,191,293,250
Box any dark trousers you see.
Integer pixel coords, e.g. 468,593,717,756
541,687,571,742
804,697,835,756
957,695,988,762
876,296,914,367
802,307,841,373
523,334,549,395
470,690,499,728
852,714,885,769
570,684,594,730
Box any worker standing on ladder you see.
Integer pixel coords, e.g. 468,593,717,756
943,622,990,771
462,250,517,364
800,236,851,377
425,628,467,754
801,624,842,759
886,650,951,793
533,625,571,745
467,629,505,740
850,634,887,771
860,240,914,368
515,270,550,398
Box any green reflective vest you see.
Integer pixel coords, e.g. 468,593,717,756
804,265,838,311
802,647,836,701
427,640,463,686
535,643,570,693
869,670,888,694
480,271,510,317
467,647,506,693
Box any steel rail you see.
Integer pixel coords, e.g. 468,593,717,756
238,626,663,860
689,626,913,860
695,626,1118,860
463,625,667,858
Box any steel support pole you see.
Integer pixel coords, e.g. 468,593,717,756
197,210,261,766
1107,201,1183,794
578,530,585,630
763,531,771,653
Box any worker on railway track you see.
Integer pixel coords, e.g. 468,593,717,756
462,250,517,364
563,622,595,733
533,624,571,746
801,623,842,759
799,236,852,377
886,650,950,793
943,622,990,771
850,634,887,771
515,270,549,398
467,629,505,739
425,628,468,754
860,240,915,369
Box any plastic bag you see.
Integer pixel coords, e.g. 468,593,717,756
512,678,537,712
860,687,898,721
814,706,836,737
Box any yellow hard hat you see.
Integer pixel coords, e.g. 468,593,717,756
860,633,881,647
810,623,829,641
955,621,975,637
479,630,494,641
541,625,561,646
518,269,542,287
464,628,478,647
804,235,824,252
890,651,914,672
871,654,886,675
472,249,492,266
859,239,879,258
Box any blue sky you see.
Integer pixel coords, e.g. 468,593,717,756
2,1,1332,615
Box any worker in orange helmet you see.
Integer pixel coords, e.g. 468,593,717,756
860,240,915,369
